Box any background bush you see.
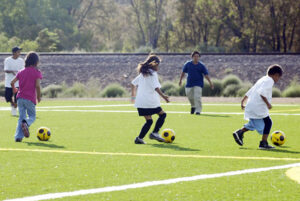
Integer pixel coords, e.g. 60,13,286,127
237,83,252,97
272,88,282,97
161,81,179,96
42,84,63,98
101,83,127,97
202,79,223,96
222,74,242,88
60,82,87,98
223,84,242,97
0,82,5,97
282,84,300,97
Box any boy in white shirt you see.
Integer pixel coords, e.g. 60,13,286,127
233,64,283,150
4,47,25,116
131,55,169,144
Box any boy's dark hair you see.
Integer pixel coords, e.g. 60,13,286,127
267,64,283,76
137,55,161,76
25,51,39,67
191,51,201,58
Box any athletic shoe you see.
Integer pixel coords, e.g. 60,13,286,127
135,137,146,144
191,107,195,114
21,120,30,138
259,141,275,150
195,112,201,115
149,132,165,142
11,106,17,116
233,129,244,146
15,138,22,142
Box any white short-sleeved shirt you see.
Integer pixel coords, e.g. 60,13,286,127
131,71,161,108
4,56,25,87
244,76,274,120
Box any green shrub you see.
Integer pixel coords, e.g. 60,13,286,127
203,79,223,96
85,77,102,97
222,74,242,88
42,84,63,98
272,88,281,97
0,82,5,97
283,84,300,97
101,83,127,97
223,84,242,97
161,81,180,96
237,83,252,97
61,82,87,98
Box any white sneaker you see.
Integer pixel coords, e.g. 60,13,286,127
11,106,17,116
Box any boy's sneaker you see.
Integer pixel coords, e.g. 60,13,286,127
195,112,201,115
259,141,275,150
191,107,195,114
149,132,165,142
11,106,17,116
21,120,30,138
15,138,22,142
233,129,244,146
135,137,146,144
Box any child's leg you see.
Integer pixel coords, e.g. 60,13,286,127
261,116,272,142
138,116,153,139
14,99,26,140
194,86,202,114
153,110,167,133
185,87,195,110
24,99,36,126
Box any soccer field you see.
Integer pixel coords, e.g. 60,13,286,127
0,100,300,201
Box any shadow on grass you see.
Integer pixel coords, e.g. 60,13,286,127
149,143,200,151
239,147,300,154
24,142,65,149
199,114,230,118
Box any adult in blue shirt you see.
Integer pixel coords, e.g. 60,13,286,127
179,51,214,115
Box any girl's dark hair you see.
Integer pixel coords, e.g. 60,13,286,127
137,55,161,76
267,64,283,76
191,51,201,57
25,51,39,67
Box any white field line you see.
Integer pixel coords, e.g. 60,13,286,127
1,148,300,161
4,163,300,201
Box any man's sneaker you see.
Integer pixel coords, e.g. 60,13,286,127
195,112,201,115
233,129,244,146
15,138,22,142
11,106,17,116
135,137,146,144
191,107,195,114
259,141,275,150
21,120,30,138
149,132,165,142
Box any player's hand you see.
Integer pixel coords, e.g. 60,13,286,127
268,104,272,109
37,97,41,103
179,80,182,86
210,83,214,90
12,87,18,94
241,105,245,110
130,96,135,103
163,95,170,103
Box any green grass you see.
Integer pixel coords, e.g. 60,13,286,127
0,100,300,201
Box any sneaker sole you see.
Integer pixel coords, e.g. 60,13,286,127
259,147,275,150
149,135,165,142
21,123,30,138
233,133,243,146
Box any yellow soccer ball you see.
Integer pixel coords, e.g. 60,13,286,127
37,127,51,141
161,129,175,143
271,130,286,146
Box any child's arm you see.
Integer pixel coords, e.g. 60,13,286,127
10,77,19,94
36,79,41,103
204,75,214,90
241,95,248,110
131,84,136,103
260,95,272,109
179,72,185,86
155,88,170,103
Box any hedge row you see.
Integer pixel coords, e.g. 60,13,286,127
0,74,299,98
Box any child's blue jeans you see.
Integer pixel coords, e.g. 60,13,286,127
15,98,36,140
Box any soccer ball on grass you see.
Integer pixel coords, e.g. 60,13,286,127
270,130,286,146
161,129,175,143
37,127,51,141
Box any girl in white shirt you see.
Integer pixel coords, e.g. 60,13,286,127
131,55,169,144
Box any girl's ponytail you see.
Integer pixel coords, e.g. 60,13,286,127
137,55,161,76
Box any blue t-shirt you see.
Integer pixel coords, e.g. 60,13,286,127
182,60,209,88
